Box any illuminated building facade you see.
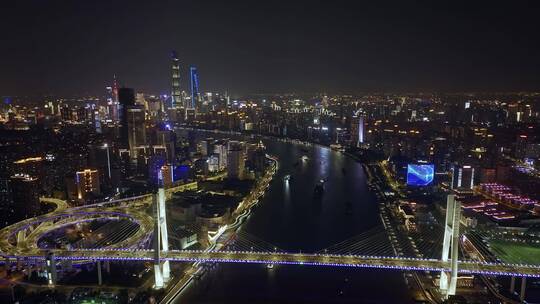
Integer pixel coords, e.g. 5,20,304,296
118,87,136,146
10,174,40,221
171,51,182,109
127,105,146,159
227,141,245,180
451,164,475,190
213,141,228,170
75,169,101,200
350,114,366,147
406,164,435,186
206,154,220,173
189,66,199,110
155,129,176,162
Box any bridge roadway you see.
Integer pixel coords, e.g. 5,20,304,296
6,249,540,278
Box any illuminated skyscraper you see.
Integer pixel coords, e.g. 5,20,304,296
9,174,40,221
75,169,101,201
213,140,228,170
350,113,365,147
127,105,146,159
112,75,119,103
451,164,475,190
358,115,365,145
118,88,136,146
156,128,176,162
171,51,182,109
189,66,199,110
106,75,120,122
227,141,245,180
88,143,112,184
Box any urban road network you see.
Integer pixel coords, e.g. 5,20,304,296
0,154,539,298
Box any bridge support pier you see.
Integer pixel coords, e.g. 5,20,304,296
27,261,32,280
520,277,526,302
439,194,461,298
97,260,102,286
45,253,57,286
510,276,515,294
17,230,26,244
154,263,164,289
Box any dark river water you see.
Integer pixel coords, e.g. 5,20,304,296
176,131,413,303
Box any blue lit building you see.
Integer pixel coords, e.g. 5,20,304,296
189,66,199,110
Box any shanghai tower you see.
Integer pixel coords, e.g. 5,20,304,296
171,51,182,108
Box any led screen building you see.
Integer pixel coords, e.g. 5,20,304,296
406,164,434,186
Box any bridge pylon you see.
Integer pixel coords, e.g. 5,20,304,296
439,194,461,297
153,170,170,289
45,252,57,286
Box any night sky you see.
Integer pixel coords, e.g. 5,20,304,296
1,1,540,96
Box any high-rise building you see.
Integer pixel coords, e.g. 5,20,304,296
75,169,101,201
251,141,266,173
451,164,476,190
10,174,40,221
206,154,220,173
106,77,120,122
160,164,174,188
213,140,228,170
0,176,11,226
148,154,167,187
118,87,136,146
171,51,182,109
156,128,176,162
13,156,44,180
88,143,112,185
350,114,365,147
358,115,365,145
127,105,146,159
200,138,214,156
189,66,199,110
227,141,245,180
0,150,14,226
60,104,71,122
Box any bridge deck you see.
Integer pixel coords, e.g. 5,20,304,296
5,249,540,278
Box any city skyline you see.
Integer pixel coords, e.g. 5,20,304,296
2,1,540,96
1,2,540,303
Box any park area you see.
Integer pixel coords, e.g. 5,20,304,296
490,240,540,265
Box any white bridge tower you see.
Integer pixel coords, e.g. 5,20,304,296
440,194,461,297
154,170,170,289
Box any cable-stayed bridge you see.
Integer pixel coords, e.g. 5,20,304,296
0,157,538,300
6,248,540,278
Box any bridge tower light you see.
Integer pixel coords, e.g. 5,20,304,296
439,194,461,298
